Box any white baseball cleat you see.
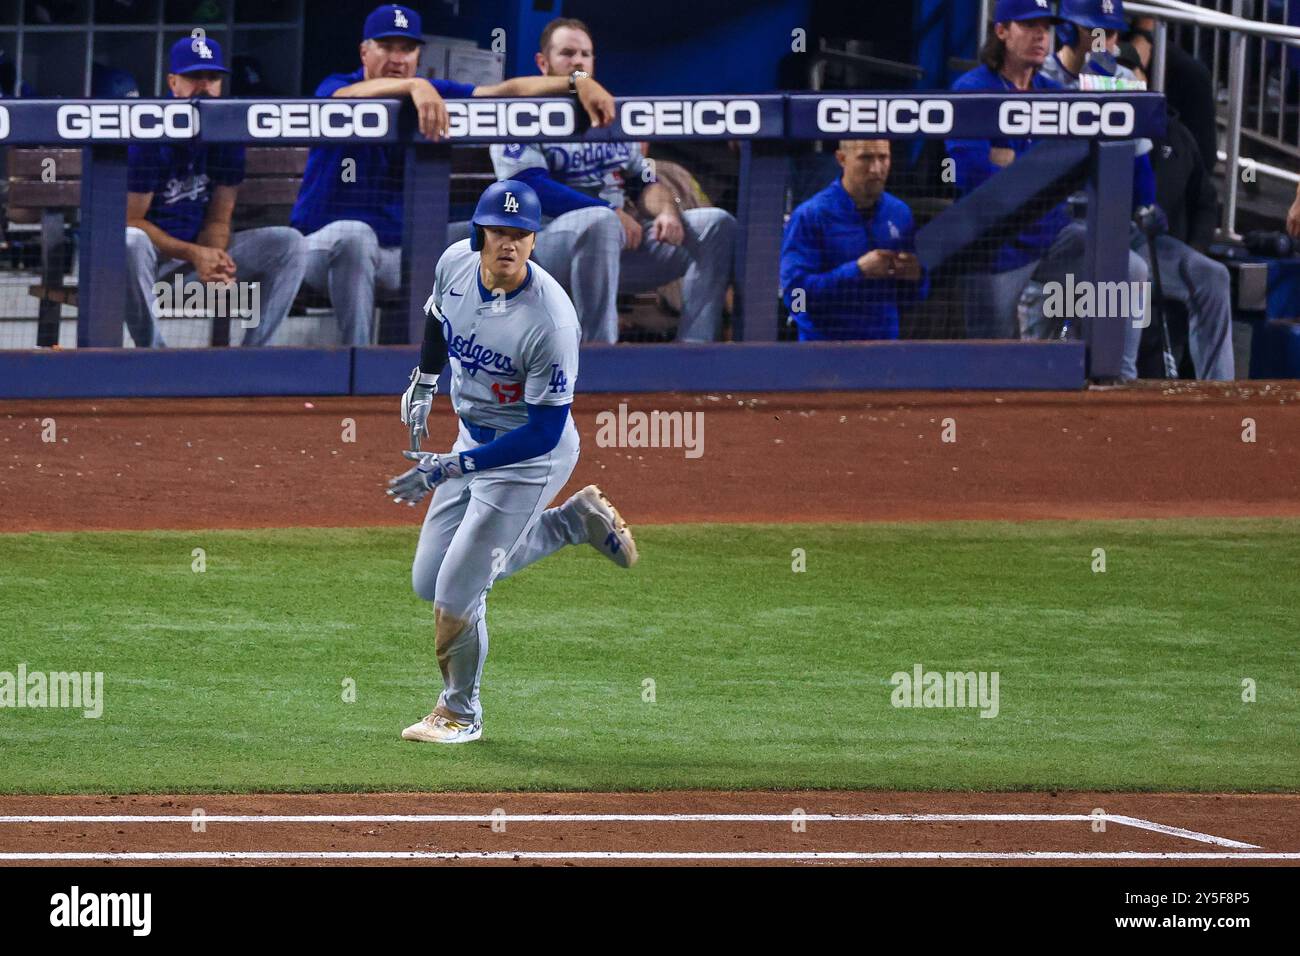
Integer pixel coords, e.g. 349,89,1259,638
568,484,638,568
401,713,483,744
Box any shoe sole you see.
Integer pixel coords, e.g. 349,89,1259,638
577,485,638,568
401,726,483,744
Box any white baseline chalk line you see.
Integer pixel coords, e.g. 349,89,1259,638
0,812,1260,849
1,851,1296,862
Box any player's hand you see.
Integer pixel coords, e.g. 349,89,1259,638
857,249,897,279
575,76,615,128
650,210,685,246
1288,192,1300,240
191,246,237,284
989,147,1015,168
400,366,439,450
616,208,643,251
891,252,922,281
386,451,464,507
410,79,450,141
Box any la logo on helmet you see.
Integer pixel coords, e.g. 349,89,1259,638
503,193,520,213
1102,0,1115,13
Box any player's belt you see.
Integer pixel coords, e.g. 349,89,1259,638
460,418,497,444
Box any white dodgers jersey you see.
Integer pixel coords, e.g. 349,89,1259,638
489,140,649,209
423,239,580,432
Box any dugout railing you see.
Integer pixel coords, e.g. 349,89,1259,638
0,91,1165,398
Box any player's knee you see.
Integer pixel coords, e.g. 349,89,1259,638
269,227,306,257
330,221,380,266
412,570,438,603
578,207,623,250
1195,256,1230,287
692,207,737,237
124,227,153,263
1126,250,1149,284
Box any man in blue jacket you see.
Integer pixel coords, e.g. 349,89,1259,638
780,139,927,340
947,0,1150,376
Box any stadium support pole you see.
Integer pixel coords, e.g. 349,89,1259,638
1082,140,1135,380
77,145,129,348
733,140,786,342
402,142,451,346
1221,9,1247,239
1152,19,1168,91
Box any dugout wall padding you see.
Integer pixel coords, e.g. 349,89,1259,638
0,92,1162,397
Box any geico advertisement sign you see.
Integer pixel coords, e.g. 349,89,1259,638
445,100,575,137
620,100,762,136
816,98,955,135
248,102,390,138
56,103,198,139
999,100,1136,136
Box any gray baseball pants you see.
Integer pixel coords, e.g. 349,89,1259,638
450,206,737,344
410,418,585,726
301,219,403,346
124,226,305,348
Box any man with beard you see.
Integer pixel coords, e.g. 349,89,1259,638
291,4,615,346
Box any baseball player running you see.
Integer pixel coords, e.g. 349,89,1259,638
388,179,637,745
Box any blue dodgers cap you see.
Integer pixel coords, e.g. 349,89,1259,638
363,4,425,43
169,35,229,74
1058,0,1127,32
993,0,1059,22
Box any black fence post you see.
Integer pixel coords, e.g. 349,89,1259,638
403,142,451,346
1082,140,1136,379
77,145,128,349
733,140,787,343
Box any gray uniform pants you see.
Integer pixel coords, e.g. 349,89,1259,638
449,206,736,344
124,226,306,348
1133,233,1235,381
411,419,585,725
301,220,403,346
964,221,1150,380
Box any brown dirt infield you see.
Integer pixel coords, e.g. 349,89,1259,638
2,382,1297,866
2,381,1298,532
1,792,1297,866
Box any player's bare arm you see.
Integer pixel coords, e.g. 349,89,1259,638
475,74,616,129
126,190,233,285
639,180,686,246
332,76,449,141
194,184,239,282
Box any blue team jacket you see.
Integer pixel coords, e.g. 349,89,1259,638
946,64,1073,274
780,179,928,341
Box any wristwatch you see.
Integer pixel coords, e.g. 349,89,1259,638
568,70,590,94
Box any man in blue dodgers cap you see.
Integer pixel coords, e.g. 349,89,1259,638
291,4,615,347
124,37,306,347
947,0,1151,378
1042,0,1234,379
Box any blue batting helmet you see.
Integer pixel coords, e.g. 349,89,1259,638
469,180,542,251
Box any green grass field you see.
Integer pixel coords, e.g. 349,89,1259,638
0,519,1296,794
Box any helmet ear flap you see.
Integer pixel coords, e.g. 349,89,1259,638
470,225,484,252
1057,22,1079,48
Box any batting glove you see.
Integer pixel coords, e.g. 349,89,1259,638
386,451,464,507
400,367,439,451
